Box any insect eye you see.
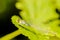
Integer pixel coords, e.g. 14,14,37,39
17,19,29,26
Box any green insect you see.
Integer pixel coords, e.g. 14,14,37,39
11,0,60,40
0,0,60,40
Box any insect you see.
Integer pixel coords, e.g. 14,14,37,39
1,0,60,40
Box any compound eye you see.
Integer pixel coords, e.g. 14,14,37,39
17,19,30,26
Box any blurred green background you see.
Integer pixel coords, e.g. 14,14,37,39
0,0,13,19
